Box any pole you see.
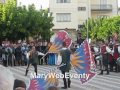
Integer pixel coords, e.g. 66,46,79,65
87,18,89,40
87,0,90,40
117,0,119,15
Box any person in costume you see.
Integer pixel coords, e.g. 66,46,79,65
25,46,44,76
113,41,120,72
59,42,71,89
99,41,110,75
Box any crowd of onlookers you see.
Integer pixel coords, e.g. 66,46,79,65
0,39,120,73
0,40,49,67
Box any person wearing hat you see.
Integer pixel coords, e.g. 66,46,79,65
13,79,26,90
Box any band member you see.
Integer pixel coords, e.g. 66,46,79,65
91,43,99,65
25,46,44,76
59,42,71,89
99,41,110,75
108,43,114,72
113,41,120,72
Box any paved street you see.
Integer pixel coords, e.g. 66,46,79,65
8,65,120,90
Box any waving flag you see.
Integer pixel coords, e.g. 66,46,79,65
71,39,96,84
49,30,72,53
28,72,58,90
28,78,46,90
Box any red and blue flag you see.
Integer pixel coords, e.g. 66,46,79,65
49,30,72,53
28,72,59,90
71,39,96,84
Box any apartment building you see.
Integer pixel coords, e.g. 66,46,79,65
118,7,120,14
91,0,118,18
49,0,118,41
0,0,6,4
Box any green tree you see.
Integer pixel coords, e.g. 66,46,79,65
81,16,120,41
0,1,54,42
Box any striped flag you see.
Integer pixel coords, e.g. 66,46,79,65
49,30,72,53
28,72,58,90
71,39,96,84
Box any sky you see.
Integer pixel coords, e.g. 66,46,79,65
18,0,120,9
17,0,49,9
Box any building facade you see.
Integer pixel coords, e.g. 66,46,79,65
118,7,120,15
0,0,6,4
91,0,118,18
49,0,118,41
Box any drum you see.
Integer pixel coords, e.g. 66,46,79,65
118,46,120,54
116,57,120,66
106,46,112,53
93,47,99,53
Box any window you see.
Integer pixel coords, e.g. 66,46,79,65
100,0,107,9
78,7,86,11
100,0,107,4
97,15,108,18
56,13,71,22
57,0,71,3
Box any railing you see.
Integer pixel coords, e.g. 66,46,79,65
91,4,112,11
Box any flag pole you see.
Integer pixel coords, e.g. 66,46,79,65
40,52,48,60
87,19,89,40
87,0,89,41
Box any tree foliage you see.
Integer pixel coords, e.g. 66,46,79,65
81,16,120,41
0,0,54,42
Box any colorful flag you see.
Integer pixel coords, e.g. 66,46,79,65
49,30,72,53
28,72,58,90
71,39,96,84
28,78,46,90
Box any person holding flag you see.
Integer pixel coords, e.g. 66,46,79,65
59,42,71,89
25,46,44,76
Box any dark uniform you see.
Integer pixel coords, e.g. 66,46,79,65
15,46,22,66
99,44,109,75
108,44,114,72
25,50,39,76
113,44,120,72
59,48,71,89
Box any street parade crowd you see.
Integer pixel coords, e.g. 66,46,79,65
0,38,120,74
0,38,120,90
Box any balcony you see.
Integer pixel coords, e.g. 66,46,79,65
91,4,112,11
